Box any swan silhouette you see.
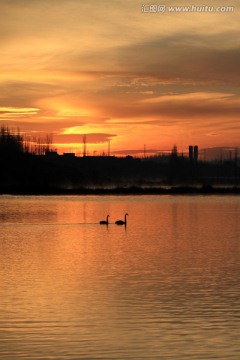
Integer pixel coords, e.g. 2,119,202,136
99,215,110,225
115,213,128,225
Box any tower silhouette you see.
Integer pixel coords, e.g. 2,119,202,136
189,145,193,160
83,134,87,157
194,146,198,161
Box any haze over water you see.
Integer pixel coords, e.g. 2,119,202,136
0,195,240,359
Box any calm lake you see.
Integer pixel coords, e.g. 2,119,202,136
0,195,240,359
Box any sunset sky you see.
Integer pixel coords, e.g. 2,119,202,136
0,0,240,156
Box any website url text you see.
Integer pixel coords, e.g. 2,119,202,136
141,4,235,13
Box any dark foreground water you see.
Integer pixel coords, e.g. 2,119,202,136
0,195,240,359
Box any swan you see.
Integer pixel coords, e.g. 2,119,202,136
99,215,110,225
115,213,128,225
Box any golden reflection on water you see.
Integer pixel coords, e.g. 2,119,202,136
0,195,240,359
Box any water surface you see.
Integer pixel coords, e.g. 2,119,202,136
0,195,240,359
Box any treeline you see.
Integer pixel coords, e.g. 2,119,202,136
0,125,54,155
0,125,239,193
0,126,61,192
0,126,23,153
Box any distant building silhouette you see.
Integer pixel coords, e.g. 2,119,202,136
63,153,75,158
194,146,198,161
189,145,193,160
189,145,198,161
45,151,58,159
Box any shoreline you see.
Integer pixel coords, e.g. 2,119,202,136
1,185,240,196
